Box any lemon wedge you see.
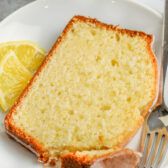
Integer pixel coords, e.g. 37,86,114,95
0,41,46,112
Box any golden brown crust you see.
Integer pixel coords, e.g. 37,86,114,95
61,155,90,168
140,35,158,118
4,15,157,165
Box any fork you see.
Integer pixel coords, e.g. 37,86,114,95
139,1,168,168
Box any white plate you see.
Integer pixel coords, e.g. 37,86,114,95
0,0,165,167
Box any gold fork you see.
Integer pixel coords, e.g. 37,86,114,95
139,107,168,168
139,1,168,168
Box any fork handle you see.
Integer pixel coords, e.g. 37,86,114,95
159,0,168,108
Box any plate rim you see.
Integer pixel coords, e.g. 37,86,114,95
0,0,162,29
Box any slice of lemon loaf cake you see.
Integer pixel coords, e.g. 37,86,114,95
5,16,157,167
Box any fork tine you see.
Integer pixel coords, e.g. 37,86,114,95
149,132,161,167
139,132,156,168
139,134,145,152
153,134,168,168
157,136,168,168
145,132,158,168
140,123,148,152
138,132,150,168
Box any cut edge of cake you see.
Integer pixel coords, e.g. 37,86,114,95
4,15,158,166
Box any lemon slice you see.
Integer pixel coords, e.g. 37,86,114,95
0,41,46,112
0,41,45,73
